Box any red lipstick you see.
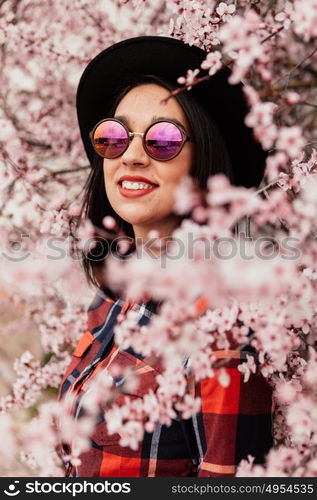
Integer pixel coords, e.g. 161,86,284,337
117,175,159,198
117,175,159,185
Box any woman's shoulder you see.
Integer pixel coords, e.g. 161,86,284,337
70,289,117,359
87,287,116,311
86,288,117,333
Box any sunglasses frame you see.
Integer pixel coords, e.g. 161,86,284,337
89,118,193,161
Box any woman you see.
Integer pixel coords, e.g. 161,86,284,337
58,36,273,477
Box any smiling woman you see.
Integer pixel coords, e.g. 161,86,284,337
57,36,273,478
78,70,238,289
102,83,194,241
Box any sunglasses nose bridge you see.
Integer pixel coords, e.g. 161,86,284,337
128,131,145,146
127,131,146,149
122,131,150,164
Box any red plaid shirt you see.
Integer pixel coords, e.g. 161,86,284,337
58,292,274,477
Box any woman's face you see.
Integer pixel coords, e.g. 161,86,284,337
103,83,194,239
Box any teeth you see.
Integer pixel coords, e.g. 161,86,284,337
121,181,156,190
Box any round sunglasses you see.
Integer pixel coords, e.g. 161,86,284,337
89,118,193,162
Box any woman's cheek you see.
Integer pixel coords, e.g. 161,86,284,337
158,183,177,213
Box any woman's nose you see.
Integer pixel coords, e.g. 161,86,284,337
121,135,150,167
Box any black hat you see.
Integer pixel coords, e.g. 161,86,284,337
76,36,267,188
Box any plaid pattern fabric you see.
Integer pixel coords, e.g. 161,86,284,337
57,292,274,477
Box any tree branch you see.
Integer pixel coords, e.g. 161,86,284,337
259,81,317,98
50,166,90,176
161,24,285,103
301,102,317,109
260,25,284,44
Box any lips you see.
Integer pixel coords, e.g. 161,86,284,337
117,175,159,199
117,175,159,186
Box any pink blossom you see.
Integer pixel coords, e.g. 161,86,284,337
218,368,230,387
276,127,305,158
106,405,124,435
188,349,215,380
173,175,201,214
175,394,201,419
275,380,298,404
243,86,278,150
103,215,117,230
156,367,187,398
263,152,288,182
39,209,71,237
218,15,250,51
177,68,200,90
245,101,277,129
119,420,144,450
286,394,317,445
285,91,301,105
216,2,236,18
143,390,160,425
200,51,222,75
292,0,317,42
274,2,293,30
236,455,258,477
0,118,17,141
76,218,96,250
302,347,317,387
237,354,257,382
218,10,264,82
255,124,278,150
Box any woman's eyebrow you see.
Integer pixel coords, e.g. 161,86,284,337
113,114,185,129
152,116,185,129
113,115,130,126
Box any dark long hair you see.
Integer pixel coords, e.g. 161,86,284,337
74,74,234,299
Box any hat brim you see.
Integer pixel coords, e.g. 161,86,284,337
76,36,267,188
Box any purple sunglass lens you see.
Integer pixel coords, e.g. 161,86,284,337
93,120,129,158
145,122,183,160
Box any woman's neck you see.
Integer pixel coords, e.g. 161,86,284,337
133,216,181,256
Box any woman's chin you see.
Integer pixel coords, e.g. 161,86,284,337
125,218,159,228
119,211,155,226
